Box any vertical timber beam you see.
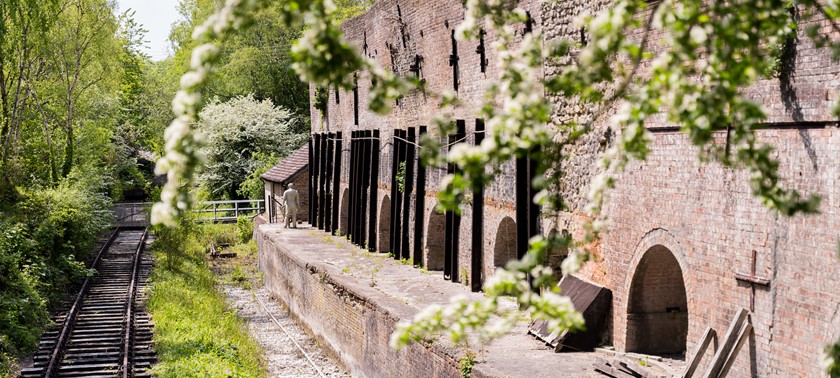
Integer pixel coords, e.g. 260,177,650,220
528,148,540,249
349,132,358,244
308,137,314,223
353,132,363,245
331,132,343,234
515,154,528,259
393,129,404,260
313,134,321,227
471,119,485,292
324,133,334,231
413,126,427,267
401,127,415,261
360,130,371,249
450,120,465,282
368,130,380,251
319,133,328,229
444,128,453,279
389,130,399,254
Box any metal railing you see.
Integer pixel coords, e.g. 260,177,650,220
195,199,265,223
112,200,265,225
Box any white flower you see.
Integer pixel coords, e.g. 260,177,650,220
191,44,220,70
690,25,707,45
561,251,583,276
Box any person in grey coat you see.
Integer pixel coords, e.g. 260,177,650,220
282,183,300,228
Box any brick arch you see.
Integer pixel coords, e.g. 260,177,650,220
425,204,446,270
621,228,692,355
378,195,391,252
546,228,569,281
493,217,517,268
338,188,350,236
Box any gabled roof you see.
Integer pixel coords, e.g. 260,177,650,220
261,146,309,183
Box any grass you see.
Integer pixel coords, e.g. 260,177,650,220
147,219,264,377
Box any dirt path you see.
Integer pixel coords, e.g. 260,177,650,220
223,285,350,378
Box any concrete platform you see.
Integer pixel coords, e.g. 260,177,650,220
256,221,639,378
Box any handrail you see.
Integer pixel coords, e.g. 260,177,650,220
113,200,266,224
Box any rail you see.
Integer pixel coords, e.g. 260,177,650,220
30,228,152,377
113,200,265,224
195,199,265,223
43,228,121,377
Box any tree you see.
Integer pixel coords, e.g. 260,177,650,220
0,0,59,198
46,0,120,178
197,95,306,200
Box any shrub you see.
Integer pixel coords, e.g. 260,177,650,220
236,216,253,244
0,182,111,374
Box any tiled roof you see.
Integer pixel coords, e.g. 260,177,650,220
260,146,309,183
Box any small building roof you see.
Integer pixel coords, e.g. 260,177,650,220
261,146,309,184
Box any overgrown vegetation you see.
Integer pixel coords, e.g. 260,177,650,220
148,217,264,377
0,184,111,376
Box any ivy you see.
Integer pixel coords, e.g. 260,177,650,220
395,161,407,194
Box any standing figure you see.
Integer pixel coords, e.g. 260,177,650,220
282,183,300,228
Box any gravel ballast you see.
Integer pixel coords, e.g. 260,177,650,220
223,285,350,378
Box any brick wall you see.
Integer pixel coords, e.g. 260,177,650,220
304,0,840,376
313,0,543,289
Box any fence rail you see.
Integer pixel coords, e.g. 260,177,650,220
112,200,265,225
196,200,264,223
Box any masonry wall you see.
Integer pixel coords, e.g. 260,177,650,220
539,1,840,376
304,0,840,376
256,225,464,378
312,0,543,288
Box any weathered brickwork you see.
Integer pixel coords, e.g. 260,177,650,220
312,0,544,289
301,0,840,376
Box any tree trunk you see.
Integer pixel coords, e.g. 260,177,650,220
61,122,73,178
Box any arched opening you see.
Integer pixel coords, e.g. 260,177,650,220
338,188,350,236
626,245,688,355
546,228,569,282
494,217,517,268
378,196,391,252
425,209,445,270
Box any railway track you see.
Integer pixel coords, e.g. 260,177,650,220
21,228,157,377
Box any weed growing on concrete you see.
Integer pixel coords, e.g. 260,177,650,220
459,267,470,287
459,349,477,378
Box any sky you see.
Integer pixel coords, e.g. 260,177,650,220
116,0,182,61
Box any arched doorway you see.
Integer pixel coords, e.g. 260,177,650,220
425,209,445,270
626,245,688,355
338,188,350,236
494,217,517,268
378,196,391,252
546,228,569,282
